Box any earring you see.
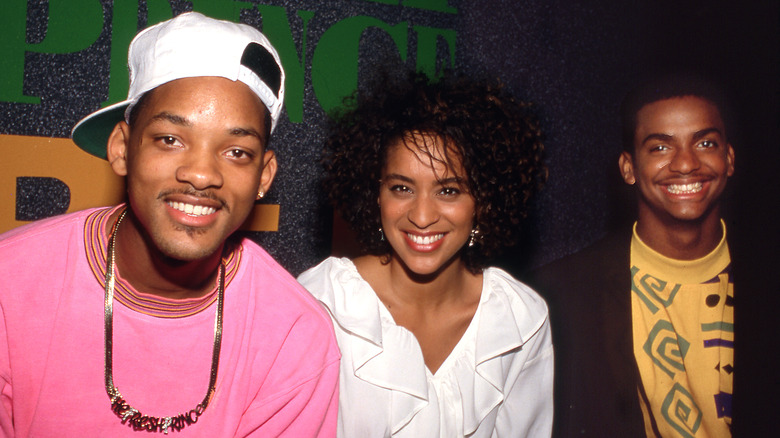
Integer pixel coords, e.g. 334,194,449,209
468,227,479,247
378,227,385,242
257,190,265,199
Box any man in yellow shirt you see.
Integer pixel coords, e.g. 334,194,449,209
618,80,734,437
531,74,743,437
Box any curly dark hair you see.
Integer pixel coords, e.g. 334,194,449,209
323,70,547,273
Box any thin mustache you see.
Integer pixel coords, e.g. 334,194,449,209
157,189,229,213
656,176,711,184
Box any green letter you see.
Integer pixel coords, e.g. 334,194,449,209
191,0,254,21
257,5,314,124
402,0,457,14
105,0,174,106
0,0,103,103
107,0,258,106
414,25,456,78
0,0,30,103
361,0,458,13
312,16,408,115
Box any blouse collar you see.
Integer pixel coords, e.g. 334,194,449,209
313,258,528,434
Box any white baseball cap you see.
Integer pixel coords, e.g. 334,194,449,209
72,12,285,158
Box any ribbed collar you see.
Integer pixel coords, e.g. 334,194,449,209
83,205,242,318
631,219,730,284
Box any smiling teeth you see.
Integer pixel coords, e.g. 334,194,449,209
408,233,444,245
667,182,703,194
168,202,216,216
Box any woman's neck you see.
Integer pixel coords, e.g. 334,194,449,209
356,254,480,310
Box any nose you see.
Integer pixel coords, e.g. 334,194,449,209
175,149,224,190
407,195,440,229
669,146,701,174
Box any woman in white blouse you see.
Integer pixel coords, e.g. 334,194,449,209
299,71,553,437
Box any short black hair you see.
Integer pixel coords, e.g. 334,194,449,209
620,73,733,154
323,70,546,273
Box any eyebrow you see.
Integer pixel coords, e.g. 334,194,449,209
150,111,192,127
692,127,723,141
641,127,724,145
229,127,264,142
149,111,265,142
383,173,464,185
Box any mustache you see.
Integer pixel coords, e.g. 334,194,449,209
156,189,229,213
656,173,712,183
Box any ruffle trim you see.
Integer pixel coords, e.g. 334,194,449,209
302,257,546,434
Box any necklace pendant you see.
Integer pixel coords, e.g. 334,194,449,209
161,417,172,434
122,407,139,422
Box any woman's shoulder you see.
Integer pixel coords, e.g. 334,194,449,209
298,256,361,295
484,267,546,303
481,267,549,328
298,256,387,350
297,256,382,316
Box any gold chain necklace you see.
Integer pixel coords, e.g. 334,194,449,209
104,210,224,433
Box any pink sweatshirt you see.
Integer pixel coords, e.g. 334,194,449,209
0,207,339,437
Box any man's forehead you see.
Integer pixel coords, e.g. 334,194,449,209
138,77,267,117
128,77,270,147
636,96,725,135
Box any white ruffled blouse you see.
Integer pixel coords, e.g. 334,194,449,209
298,257,553,438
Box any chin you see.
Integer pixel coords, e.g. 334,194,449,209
155,238,224,263
666,202,718,222
397,254,461,278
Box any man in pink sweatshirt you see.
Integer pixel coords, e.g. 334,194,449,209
0,12,339,437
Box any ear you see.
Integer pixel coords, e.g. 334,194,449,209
106,121,131,177
618,151,636,185
726,143,735,177
257,150,278,198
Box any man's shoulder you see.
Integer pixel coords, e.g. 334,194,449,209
534,231,629,279
236,239,334,328
0,208,108,301
526,229,632,306
0,208,101,251
553,231,628,267
236,238,305,291
234,240,340,369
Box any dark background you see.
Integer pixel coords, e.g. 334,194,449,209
3,0,775,276
459,0,778,275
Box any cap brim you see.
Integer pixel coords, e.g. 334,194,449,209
71,100,131,159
